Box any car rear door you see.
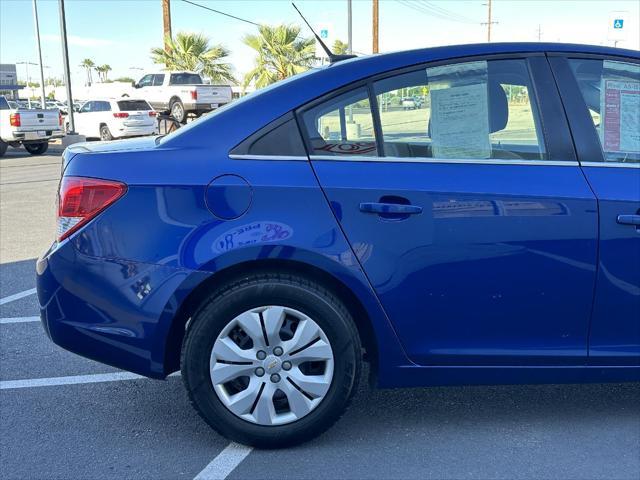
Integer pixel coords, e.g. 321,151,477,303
299,54,598,366
549,54,640,365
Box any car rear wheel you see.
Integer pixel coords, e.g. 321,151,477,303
23,142,48,155
0,140,7,157
181,272,362,448
170,99,186,124
100,125,113,141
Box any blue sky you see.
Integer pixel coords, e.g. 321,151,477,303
1,0,638,87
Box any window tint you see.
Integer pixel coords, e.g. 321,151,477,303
153,74,165,86
93,101,111,112
373,59,546,160
231,114,306,157
301,87,378,156
569,58,639,164
138,74,153,87
169,73,202,85
0,97,9,110
117,100,152,111
79,101,93,113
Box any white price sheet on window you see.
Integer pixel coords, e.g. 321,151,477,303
601,79,640,154
429,82,491,159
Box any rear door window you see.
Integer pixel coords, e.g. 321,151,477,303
568,58,639,164
300,87,378,157
153,74,165,86
117,100,152,111
373,59,547,161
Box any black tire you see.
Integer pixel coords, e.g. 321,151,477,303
23,142,48,155
100,125,113,141
0,140,7,157
170,99,186,124
181,271,362,448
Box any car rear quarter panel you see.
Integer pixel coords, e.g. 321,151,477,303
58,146,409,381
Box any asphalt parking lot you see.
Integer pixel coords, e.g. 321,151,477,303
1,144,639,480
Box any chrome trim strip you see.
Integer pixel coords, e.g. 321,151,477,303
580,161,640,169
309,155,578,166
229,154,308,161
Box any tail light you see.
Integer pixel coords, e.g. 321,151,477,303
113,112,129,118
57,176,127,241
190,90,197,101
148,111,157,117
58,111,63,126
10,113,21,127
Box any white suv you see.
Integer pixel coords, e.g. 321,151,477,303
69,98,158,140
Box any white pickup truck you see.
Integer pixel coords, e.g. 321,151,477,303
0,95,63,156
130,71,232,123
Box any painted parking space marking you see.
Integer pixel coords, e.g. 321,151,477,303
0,372,145,390
194,442,253,480
0,288,37,306
0,316,40,324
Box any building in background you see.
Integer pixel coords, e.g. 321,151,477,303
0,64,24,99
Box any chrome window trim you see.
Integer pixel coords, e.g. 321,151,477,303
580,161,640,169
309,155,578,166
229,154,308,161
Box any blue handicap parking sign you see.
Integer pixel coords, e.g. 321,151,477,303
320,29,328,38
613,19,624,29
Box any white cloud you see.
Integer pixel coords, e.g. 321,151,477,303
42,34,115,48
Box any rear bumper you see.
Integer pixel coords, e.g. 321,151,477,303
116,125,158,138
184,102,227,113
36,239,208,379
8,129,64,141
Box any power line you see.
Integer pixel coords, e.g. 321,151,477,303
180,0,260,27
418,1,476,23
396,0,476,24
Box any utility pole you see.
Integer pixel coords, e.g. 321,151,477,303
372,0,379,53
481,0,498,42
162,0,172,51
32,0,47,107
58,0,76,133
536,24,542,41
347,0,353,55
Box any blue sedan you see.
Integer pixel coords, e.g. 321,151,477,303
37,43,639,447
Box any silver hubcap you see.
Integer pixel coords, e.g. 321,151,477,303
210,306,334,426
172,103,183,120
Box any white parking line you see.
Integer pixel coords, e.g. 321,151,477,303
0,288,37,306
0,372,145,390
194,442,253,480
0,316,40,324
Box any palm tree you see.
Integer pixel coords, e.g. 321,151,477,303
333,39,349,55
95,64,111,82
150,32,235,83
242,24,315,89
80,58,95,86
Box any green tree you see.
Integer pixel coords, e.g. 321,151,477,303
95,64,112,82
333,39,349,55
114,76,135,84
80,58,95,86
150,32,235,83
242,24,315,88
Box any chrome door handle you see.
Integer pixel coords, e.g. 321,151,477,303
617,215,640,226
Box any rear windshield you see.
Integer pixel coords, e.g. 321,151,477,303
0,97,9,110
117,100,152,111
169,73,202,85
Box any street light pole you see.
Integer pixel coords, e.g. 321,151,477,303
347,0,352,55
58,0,75,133
32,0,47,107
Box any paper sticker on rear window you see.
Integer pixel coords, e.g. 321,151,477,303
427,61,491,159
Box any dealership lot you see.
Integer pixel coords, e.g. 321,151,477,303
1,146,639,479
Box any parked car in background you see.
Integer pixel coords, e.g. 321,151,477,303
131,71,232,123
46,100,68,114
38,43,639,448
401,96,418,109
0,95,63,156
68,98,158,140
